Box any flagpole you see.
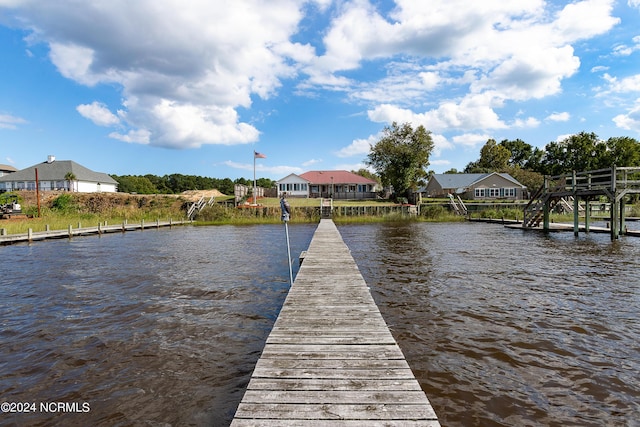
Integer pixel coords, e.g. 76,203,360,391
253,151,265,205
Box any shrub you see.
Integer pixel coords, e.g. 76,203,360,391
51,194,75,212
196,205,232,221
421,205,446,219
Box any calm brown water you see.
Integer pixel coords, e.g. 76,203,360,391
1,222,639,426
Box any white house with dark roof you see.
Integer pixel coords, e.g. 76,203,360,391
424,172,527,200
0,156,118,193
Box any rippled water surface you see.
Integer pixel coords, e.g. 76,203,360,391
0,224,315,426
339,222,640,427
2,222,639,426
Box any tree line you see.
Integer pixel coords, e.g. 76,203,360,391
457,132,640,193
110,173,275,195
112,127,640,200
365,124,640,200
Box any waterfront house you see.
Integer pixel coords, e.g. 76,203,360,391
0,156,118,193
423,172,526,200
276,173,311,198
277,170,379,199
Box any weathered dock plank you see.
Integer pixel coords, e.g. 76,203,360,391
231,219,440,425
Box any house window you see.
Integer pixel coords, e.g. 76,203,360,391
504,188,516,197
475,188,486,197
488,188,500,197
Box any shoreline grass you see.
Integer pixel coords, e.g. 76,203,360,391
4,192,633,235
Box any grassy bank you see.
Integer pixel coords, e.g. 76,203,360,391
13,191,627,235
1,191,189,235
0,192,490,234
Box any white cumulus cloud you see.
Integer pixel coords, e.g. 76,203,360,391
77,102,120,126
613,100,640,132
335,136,377,158
546,112,571,122
3,0,307,148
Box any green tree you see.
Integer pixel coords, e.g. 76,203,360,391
464,139,510,172
478,139,510,171
131,176,158,194
542,132,607,175
218,178,234,195
525,147,545,174
508,167,544,195
64,172,76,192
352,168,380,184
256,178,276,189
365,122,434,200
604,136,640,167
146,174,172,193
499,138,534,168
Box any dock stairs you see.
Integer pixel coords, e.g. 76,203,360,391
320,198,333,219
448,193,467,215
523,195,560,227
523,183,584,228
187,196,215,220
522,166,640,239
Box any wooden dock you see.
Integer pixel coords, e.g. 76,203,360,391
523,166,640,240
0,219,189,245
231,219,440,426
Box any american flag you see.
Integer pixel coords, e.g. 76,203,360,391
254,151,266,159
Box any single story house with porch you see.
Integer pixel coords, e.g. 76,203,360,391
0,156,118,193
277,170,379,199
423,172,526,200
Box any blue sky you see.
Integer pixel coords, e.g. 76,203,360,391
1,0,640,181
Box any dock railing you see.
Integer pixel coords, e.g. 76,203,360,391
523,165,640,239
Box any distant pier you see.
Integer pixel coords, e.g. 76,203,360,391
0,219,189,245
523,166,640,240
231,219,440,426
